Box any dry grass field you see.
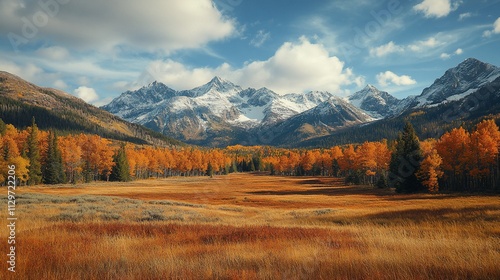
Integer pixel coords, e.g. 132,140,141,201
1,173,499,279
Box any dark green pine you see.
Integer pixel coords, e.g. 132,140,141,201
27,117,42,185
43,131,66,184
389,121,424,193
110,144,131,182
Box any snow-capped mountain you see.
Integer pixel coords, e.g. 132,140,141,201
247,96,373,146
102,58,500,147
102,76,337,145
412,58,500,108
348,85,402,118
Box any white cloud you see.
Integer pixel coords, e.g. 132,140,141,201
408,37,443,52
413,0,460,18
0,0,236,53
372,35,453,59
74,86,99,103
369,41,404,57
377,71,416,87
0,59,49,84
36,46,69,60
250,30,271,47
458,12,472,21
144,60,226,91
143,37,360,95
440,53,451,60
483,17,500,37
440,48,463,60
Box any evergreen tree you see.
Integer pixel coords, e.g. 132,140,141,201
110,144,131,182
43,131,66,184
0,118,6,135
229,160,237,173
249,159,256,171
389,121,424,193
26,117,42,185
252,156,262,171
332,158,340,177
207,161,214,178
376,175,388,189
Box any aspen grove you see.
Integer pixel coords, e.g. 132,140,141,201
0,118,499,193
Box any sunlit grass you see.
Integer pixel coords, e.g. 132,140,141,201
1,173,499,279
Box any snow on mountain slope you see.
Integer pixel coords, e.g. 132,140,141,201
103,77,336,132
348,84,401,118
260,96,373,145
414,58,500,107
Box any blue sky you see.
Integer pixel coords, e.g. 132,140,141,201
1,0,499,105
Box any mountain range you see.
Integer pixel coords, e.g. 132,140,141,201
1,58,498,148
103,58,500,147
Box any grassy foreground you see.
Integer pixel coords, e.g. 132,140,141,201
1,173,499,279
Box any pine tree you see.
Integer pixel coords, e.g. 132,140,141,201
207,161,214,178
389,121,424,193
0,118,6,135
43,131,66,184
229,160,237,173
110,144,130,182
26,117,42,185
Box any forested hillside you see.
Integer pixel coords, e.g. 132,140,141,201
0,72,183,146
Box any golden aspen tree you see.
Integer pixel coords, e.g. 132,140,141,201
59,135,83,183
9,156,30,185
417,139,443,193
125,144,138,178
467,120,500,187
300,150,315,174
436,127,470,190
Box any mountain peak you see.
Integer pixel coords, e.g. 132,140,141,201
350,84,382,100
453,57,495,73
416,57,500,107
210,76,225,83
348,85,400,118
365,84,378,91
145,80,166,89
462,57,484,65
207,76,234,88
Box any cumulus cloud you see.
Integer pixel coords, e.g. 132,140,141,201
377,71,416,87
369,41,404,57
414,0,461,18
408,37,444,52
74,86,99,103
144,60,230,91
1,0,236,53
483,17,500,37
143,37,360,95
439,48,463,60
371,36,452,58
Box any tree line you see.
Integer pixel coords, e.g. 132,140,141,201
1,118,499,193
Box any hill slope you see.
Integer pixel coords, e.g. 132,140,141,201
0,71,183,146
